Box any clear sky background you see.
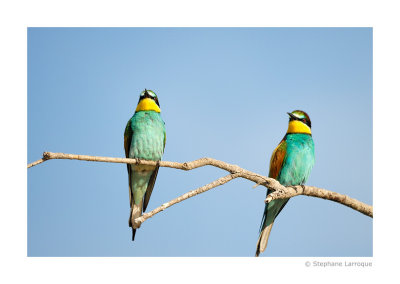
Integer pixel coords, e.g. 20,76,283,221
28,28,372,257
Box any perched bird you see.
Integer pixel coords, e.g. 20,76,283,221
255,110,315,256
124,89,166,241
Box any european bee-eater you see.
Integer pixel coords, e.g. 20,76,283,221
256,110,315,256
124,89,166,241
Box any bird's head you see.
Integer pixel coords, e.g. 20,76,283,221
135,89,161,113
286,110,312,135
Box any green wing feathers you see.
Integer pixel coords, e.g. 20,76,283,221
163,130,166,150
143,166,159,212
124,120,133,160
124,120,133,205
143,130,166,212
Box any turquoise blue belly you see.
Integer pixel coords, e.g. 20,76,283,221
278,134,315,186
129,111,165,161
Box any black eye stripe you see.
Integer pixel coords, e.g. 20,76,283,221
289,116,311,128
153,97,160,107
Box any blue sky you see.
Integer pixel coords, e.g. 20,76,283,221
28,27,372,257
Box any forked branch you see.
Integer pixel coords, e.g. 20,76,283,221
28,152,373,224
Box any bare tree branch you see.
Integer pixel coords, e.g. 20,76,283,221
28,152,373,221
266,185,372,218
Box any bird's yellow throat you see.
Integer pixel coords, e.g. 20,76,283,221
135,98,161,113
287,120,312,135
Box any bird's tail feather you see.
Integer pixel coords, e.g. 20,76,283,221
131,228,137,241
255,222,274,257
129,200,143,241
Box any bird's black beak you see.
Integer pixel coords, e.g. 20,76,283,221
144,89,149,96
287,112,297,120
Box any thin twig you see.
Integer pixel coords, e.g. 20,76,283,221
28,152,373,219
135,173,241,225
27,158,47,168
